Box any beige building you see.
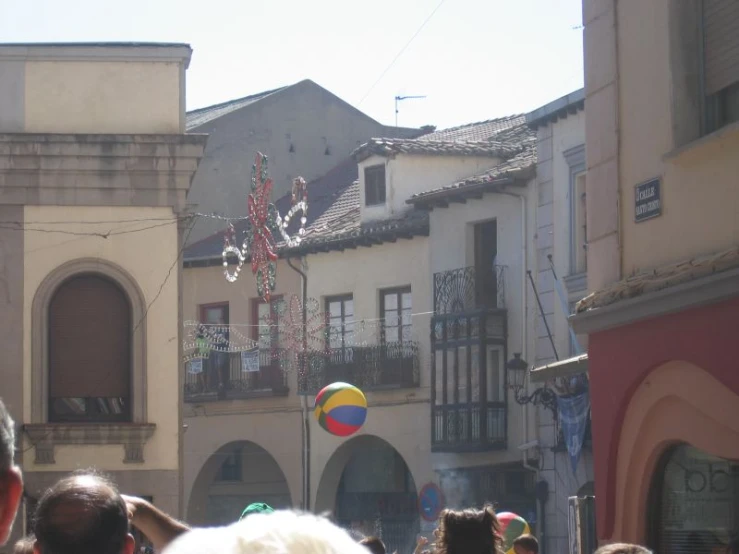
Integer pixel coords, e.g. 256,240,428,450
0,43,206,551
181,114,549,551
570,0,739,550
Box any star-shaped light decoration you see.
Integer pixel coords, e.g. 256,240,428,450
222,153,309,302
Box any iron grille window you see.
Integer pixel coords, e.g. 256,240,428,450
326,295,354,352
381,288,412,343
364,165,386,206
48,274,131,423
703,0,739,133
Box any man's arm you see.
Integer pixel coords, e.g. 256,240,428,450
122,495,190,553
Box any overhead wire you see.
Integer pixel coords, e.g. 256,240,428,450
359,0,447,105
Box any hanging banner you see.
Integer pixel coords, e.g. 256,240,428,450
557,389,591,473
188,359,203,375
241,349,260,373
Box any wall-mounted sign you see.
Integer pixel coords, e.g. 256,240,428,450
418,483,445,522
635,178,662,222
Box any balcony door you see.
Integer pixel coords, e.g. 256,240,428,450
474,220,498,308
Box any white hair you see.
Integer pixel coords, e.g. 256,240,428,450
163,510,369,554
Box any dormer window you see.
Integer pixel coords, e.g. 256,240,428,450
364,164,386,206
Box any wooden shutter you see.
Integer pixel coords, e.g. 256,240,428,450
49,275,131,398
704,0,739,95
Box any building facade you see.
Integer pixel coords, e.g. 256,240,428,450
0,43,206,551
526,91,594,554
184,80,421,244
180,114,547,552
572,0,739,551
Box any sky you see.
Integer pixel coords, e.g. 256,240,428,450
0,0,584,130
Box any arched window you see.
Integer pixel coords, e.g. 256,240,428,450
652,444,739,554
48,274,131,422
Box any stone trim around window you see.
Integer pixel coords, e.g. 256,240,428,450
31,258,148,425
564,144,586,276
24,423,156,465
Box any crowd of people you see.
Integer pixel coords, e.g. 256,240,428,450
0,398,653,554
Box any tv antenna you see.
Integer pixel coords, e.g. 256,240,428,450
395,95,426,127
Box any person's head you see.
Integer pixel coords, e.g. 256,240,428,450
162,510,372,554
33,472,134,554
512,534,538,554
360,536,386,554
239,502,274,521
13,535,35,554
593,544,652,554
0,399,22,546
435,505,503,554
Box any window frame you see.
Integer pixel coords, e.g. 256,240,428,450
251,296,284,350
380,286,412,344
31,258,147,425
325,294,354,351
563,144,587,277
47,274,133,424
364,164,386,207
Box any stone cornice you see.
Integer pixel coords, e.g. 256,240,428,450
0,134,207,212
24,423,156,465
570,266,739,335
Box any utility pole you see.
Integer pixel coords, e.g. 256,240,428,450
395,95,426,127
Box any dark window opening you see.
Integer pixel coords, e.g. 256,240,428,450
216,447,242,482
473,220,498,308
364,165,386,206
48,274,131,423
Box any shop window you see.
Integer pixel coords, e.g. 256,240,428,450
652,444,739,553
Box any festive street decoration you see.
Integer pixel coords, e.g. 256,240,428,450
222,153,308,302
314,382,368,436
182,321,257,363
264,295,329,374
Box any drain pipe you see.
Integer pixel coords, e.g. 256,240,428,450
497,189,537,473
287,256,310,511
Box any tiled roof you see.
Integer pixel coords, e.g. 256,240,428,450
575,246,739,313
352,136,523,163
184,156,359,262
419,114,525,142
186,87,286,130
287,185,429,254
408,124,537,206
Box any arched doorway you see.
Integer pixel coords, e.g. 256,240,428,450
317,436,420,554
188,441,292,525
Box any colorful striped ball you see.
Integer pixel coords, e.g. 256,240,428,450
497,512,532,554
314,382,367,437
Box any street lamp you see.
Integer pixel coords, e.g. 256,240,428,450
506,353,558,415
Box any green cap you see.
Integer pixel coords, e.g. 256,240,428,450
239,502,274,520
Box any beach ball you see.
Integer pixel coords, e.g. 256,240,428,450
314,382,367,437
497,512,531,554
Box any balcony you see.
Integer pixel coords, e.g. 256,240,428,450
298,341,420,395
433,265,506,314
184,348,289,402
432,403,506,452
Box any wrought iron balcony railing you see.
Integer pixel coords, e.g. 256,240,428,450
433,265,506,314
298,341,420,395
184,348,289,401
432,402,507,452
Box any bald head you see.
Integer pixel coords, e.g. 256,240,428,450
33,473,133,554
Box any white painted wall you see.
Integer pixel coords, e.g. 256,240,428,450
427,181,539,468
358,154,503,223
304,236,436,496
